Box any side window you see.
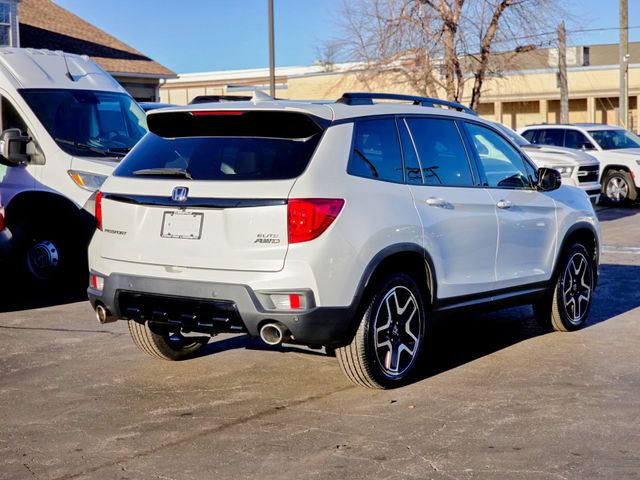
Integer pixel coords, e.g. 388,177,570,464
536,128,564,147
397,119,423,184
465,122,532,189
521,129,536,143
564,129,593,149
1,97,28,134
405,117,474,186
348,118,403,183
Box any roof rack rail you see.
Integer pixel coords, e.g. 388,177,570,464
336,92,477,116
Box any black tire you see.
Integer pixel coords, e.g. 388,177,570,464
128,320,210,361
533,243,595,332
11,212,89,285
336,273,427,389
602,170,637,206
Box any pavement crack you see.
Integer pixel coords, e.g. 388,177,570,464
23,462,37,478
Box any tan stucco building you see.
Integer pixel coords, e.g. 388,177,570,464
161,42,640,130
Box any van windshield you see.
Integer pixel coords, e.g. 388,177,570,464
20,89,148,158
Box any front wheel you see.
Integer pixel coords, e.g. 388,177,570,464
602,170,637,206
534,243,595,332
128,321,210,360
336,273,427,389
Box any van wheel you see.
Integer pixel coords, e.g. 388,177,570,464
12,212,88,285
533,243,595,332
128,321,210,361
602,170,637,205
336,273,427,389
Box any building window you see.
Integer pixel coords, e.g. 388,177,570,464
0,3,11,47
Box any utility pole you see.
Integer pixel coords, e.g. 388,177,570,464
619,0,629,128
268,0,276,98
558,21,569,124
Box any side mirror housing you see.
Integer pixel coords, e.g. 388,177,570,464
0,128,31,166
580,142,596,151
536,167,561,192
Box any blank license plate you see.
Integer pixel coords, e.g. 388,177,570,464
161,211,203,239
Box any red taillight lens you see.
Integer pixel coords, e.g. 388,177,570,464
190,111,245,116
0,208,5,231
95,191,103,231
287,199,344,244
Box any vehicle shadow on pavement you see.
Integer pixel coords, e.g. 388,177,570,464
414,262,640,382
0,275,87,313
596,204,640,222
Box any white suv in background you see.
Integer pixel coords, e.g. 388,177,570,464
519,124,640,205
493,123,600,202
88,93,600,389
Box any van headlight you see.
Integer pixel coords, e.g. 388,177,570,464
68,170,108,191
551,166,574,177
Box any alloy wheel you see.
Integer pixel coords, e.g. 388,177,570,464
561,252,593,324
606,176,629,203
373,285,422,378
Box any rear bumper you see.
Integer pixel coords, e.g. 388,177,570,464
87,272,356,347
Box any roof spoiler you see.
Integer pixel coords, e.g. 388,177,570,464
336,92,477,116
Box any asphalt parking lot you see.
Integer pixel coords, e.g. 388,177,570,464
1,205,639,480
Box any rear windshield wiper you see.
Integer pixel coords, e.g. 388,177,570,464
54,138,127,157
132,167,193,180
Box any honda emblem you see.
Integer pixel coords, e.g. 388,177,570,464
172,186,189,202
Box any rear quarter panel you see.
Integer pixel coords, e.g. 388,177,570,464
287,122,423,306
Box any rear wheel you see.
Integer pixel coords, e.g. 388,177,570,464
534,243,594,332
128,321,210,360
336,273,427,389
602,170,637,205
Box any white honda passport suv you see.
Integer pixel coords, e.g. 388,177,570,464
88,93,600,389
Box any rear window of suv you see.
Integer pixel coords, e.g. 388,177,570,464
114,110,325,181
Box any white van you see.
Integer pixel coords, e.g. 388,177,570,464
0,48,147,282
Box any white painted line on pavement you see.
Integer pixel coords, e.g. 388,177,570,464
602,245,640,255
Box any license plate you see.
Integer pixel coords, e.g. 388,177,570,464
161,211,203,239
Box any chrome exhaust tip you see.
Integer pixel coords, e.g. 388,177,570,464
259,322,291,346
95,304,117,324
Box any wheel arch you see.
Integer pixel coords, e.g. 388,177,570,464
5,191,83,229
355,243,437,309
555,222,599,286
601,164,633,181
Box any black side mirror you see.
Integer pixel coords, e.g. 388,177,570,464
536,167,561,192
0,128,31,166
580,142,596,151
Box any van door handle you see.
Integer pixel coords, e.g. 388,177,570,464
425,197,447,208
496,200,512,209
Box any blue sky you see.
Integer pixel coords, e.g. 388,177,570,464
55,0,640,74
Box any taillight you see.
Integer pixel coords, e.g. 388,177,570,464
190,111,245,116
95,191,103,231
287,198,344,244
0,208,5,231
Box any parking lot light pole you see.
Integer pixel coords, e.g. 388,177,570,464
268,0,275,98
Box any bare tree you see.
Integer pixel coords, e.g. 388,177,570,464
331,0,563,109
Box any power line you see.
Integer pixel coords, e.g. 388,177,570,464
494,25,640,45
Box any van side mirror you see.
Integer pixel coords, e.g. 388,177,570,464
536,167,561,192
0,128,31,166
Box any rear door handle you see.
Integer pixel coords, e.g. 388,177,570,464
496,200,512,209
426,197,447,208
